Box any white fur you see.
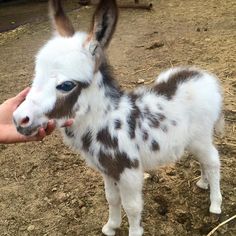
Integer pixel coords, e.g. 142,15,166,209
13,32,223,236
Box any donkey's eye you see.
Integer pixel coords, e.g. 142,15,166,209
56,81,76,92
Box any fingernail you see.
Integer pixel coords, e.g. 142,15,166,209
67,120,73,126
48,120,55,126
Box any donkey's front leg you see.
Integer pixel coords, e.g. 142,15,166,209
102,175,121,236
119,169,144,236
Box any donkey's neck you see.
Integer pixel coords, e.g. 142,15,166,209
74,63,124,126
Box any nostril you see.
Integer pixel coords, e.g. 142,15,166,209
20,116,30,126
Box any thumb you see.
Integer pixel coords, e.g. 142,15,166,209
12,87,30,107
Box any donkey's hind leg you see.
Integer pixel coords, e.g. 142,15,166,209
190,139,222,214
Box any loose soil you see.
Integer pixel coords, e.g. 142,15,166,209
0,0,235,235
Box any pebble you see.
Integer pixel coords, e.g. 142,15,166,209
57,192,67,202
137,79,145,84
144,173,151,180
27,225,35,231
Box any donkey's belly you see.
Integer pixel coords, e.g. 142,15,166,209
140,145,185,171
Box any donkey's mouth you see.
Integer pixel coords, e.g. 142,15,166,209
16,125,41,137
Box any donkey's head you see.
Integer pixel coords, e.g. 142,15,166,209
13,0,118,136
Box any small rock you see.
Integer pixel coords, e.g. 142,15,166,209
196,27,201,32
166,168,176,176
56,192,67,202
146,41,164,50
19,226,26,231
44,197,50,201
144,173,151,180
51,187,57,192
157,205,168,215
27,225,35,231
71,199,77,204
176,211,191,224
78,200,85,208
137,79,145,84
81,206,86,213
21,175,26,180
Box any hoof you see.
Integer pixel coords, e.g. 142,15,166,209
196,179,208,190
210,204,221,214
102,223,116,236
129,227,144,236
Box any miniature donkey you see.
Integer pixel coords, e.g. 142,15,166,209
13,0,223,235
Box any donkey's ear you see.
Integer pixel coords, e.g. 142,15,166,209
49,0,75,37
90,0,118,49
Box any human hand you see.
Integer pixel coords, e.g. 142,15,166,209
0,88,56,144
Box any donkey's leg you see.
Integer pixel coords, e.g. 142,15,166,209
102,175,121,236
190,140,222,214
119,169,144,236
205,145,222,214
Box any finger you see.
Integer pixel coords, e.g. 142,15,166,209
36,128,47,140
61,119,74,127
45,120,56,135
12,87,31,106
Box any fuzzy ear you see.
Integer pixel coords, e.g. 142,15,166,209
90,0,118,49
49,0,75,37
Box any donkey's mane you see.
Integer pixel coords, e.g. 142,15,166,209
99,62,123,103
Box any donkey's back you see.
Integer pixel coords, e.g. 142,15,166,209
130,67,222,171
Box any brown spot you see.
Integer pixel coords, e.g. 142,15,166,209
153,69,200,99
171,120,177,126
142,106,166,128
47,82,89,119
114,119,122,129
64,127,74,138
157,113,166,121
142,109,160,128
98,150,139,180
138,121,142,129
97,127,118,148
86,105,91,114
143,106,150,114
49,0,75,37
142,130,149,141
129,92,139,103
157,104,164,110
99,63,123,106
82,129,93,152
127,95,141,139
161,125,168,133
151,140,160,151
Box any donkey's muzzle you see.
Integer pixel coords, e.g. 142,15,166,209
16,124,40,137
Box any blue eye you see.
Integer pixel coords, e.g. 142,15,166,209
56,81,76,92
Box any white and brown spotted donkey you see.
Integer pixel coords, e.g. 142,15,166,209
13,0,223,235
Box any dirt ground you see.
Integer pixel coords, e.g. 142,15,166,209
0,0,235,235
